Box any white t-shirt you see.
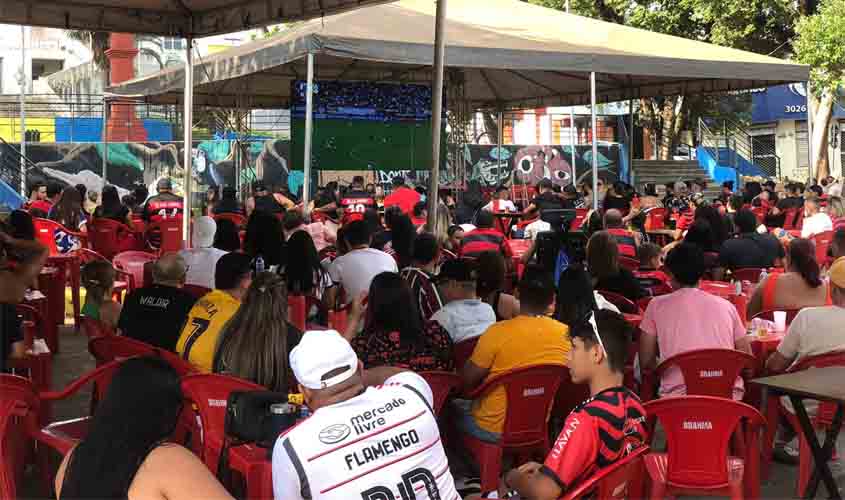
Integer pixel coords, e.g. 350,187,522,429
328,248,398,304
431,298,496,343
777,306,845,365
178,247,228,289
272,372,459,500
801,212,833,238
482,200,517,213
524,219,551,240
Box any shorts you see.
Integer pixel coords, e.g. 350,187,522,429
452,398,501,444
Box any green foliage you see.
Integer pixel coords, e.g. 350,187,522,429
794,0,845,97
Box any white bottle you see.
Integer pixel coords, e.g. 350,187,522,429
758,268,768,284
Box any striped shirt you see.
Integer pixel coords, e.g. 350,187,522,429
459,228,512,259
541,387,647,492
400,267,444,320
607,228,638,259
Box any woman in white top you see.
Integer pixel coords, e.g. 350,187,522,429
55,357,232,500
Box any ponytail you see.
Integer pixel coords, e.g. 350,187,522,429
789,238,822,288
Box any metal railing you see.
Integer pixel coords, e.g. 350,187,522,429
697,117,780,178
0,136,41,194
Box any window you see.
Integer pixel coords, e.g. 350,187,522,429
751,133,778,177
31,58,64,80
163,38,185,50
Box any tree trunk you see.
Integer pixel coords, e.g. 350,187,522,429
481,111,500,144
809,91,834,181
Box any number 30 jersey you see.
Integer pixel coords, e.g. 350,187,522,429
273,372,460,500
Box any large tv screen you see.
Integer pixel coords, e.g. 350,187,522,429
291,80,433,122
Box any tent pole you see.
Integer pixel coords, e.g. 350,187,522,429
497,109,503,179
182,36,194,243
427,0,447,231
628,98,634,184
569,108,576,186
590,72,599,211
805,80,814,182
303,52,315,217
102,99,108,187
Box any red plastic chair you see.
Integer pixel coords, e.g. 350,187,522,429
87,218,141,260
641,348,756,403
213,213,247,228
750,206,768,225
570,208,588,231
596,290,642,315
559,445,649,500
88,336,195,376
783,208,803,230
79,316,115,340
644,208,666,231
287,295,327,332
618,255,640,272
731,268,767,284
761,350,845,496
145,217,184,254
549,367,591,444
33,218,88,256
419,371,462,416
813,231,834,267
113,251,157,291
0,375,40,499
180,374,265,473
748,308,802,325
453,337,480,370
459,364,568,492
7,304,54,396
643,396,765,499
183,284,212,299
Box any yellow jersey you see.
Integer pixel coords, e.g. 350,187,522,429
176,289,241,373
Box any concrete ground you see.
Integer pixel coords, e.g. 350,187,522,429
18,324,845,499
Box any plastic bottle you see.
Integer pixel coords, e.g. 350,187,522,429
758,268,768,284
255,256,265,274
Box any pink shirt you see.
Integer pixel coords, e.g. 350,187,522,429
640,287,746,397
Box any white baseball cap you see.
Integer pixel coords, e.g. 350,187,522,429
192,216,217,248
290,330,359,390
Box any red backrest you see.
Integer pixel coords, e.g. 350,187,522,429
645,208,666,230
453,337,480,370
88,336,194,376
643,396,764,489
183,284,212,299
789,350,845,426
596,290,641,314
80,316,116,340
0,376,38,500
571,208,588,231
468,364,567,447
419,371,462,416
146,217,184,254
731,267,766,283
559,445,649,500
618,256,639,272
813,231,834,267
783,208,803,230
654,348,756,399
751,206,768,225
213,213,247,228
288,295,307,332
39,360,125,413
32,218,64,255
113,251,158,290
749,308,802,325
87,218,134,260
180,374,264,470
551,366,590,419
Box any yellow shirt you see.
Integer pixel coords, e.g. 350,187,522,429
176,289,241,373
469,315,570,433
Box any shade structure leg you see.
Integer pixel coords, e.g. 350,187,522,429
805,80,814,182
303,52,315,217
590,72,599,211
426,0,447,231
628,98,635,184
182,36,194,242
569,108,576,185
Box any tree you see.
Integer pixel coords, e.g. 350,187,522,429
793,0,845,180
66,30,111,89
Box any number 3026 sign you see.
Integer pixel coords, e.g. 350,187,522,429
784,105,807,113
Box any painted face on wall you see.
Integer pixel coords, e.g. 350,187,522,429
513,146,572,186
472,158,512,186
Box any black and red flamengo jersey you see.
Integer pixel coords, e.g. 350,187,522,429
459,228,513,259
142,193,184,223
541,387,647,492
340,193,376,224
606,228,638,259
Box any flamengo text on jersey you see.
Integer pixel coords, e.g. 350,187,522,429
350,397,407,435
344,430,420,470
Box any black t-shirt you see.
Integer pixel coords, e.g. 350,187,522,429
118,284,198,351
254,193,284,214
532,192,572,223
213,199,243,215
94,205,130,223
777,196,804,211
603,195,630,213
0,304,23,373
719,233,785,270
594,267,647,301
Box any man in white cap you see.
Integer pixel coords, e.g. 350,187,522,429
179,216,228,289
273,330,459,500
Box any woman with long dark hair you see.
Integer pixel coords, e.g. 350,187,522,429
49,186,86,231
284,231,330,298
94,184,134,228
213,272,301,392
212,186,243,215
693,205,730,248
387,213,417,269
476,251,520,320
747,238,830,317
586,231,646,300
213,218,242,252
55,357,233,500
344,272,453,372
204,186,220,216
244,211,286,270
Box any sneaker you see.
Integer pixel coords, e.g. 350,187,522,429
773,440,800,465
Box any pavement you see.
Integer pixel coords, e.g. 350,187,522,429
18,324,845,499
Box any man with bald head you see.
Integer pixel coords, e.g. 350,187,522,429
604,208,640,258
117,253,198,351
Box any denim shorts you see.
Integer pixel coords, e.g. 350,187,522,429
452,398,501,444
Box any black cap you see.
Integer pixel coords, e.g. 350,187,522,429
437,259,476,283
538,178,554,190
157,178,173,190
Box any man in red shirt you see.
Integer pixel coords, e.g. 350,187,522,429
460,211,512,260
383,176,420,215
29,181,61,216
604,209,639,259
501,310,647,499
339,175,376,224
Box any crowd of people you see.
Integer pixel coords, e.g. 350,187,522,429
2,170,845,499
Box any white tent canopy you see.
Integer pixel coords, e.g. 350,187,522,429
0,0,391,37
106,0,809,108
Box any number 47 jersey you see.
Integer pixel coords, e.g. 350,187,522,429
272,372,460,500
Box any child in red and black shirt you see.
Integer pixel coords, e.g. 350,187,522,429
500,310,647,499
